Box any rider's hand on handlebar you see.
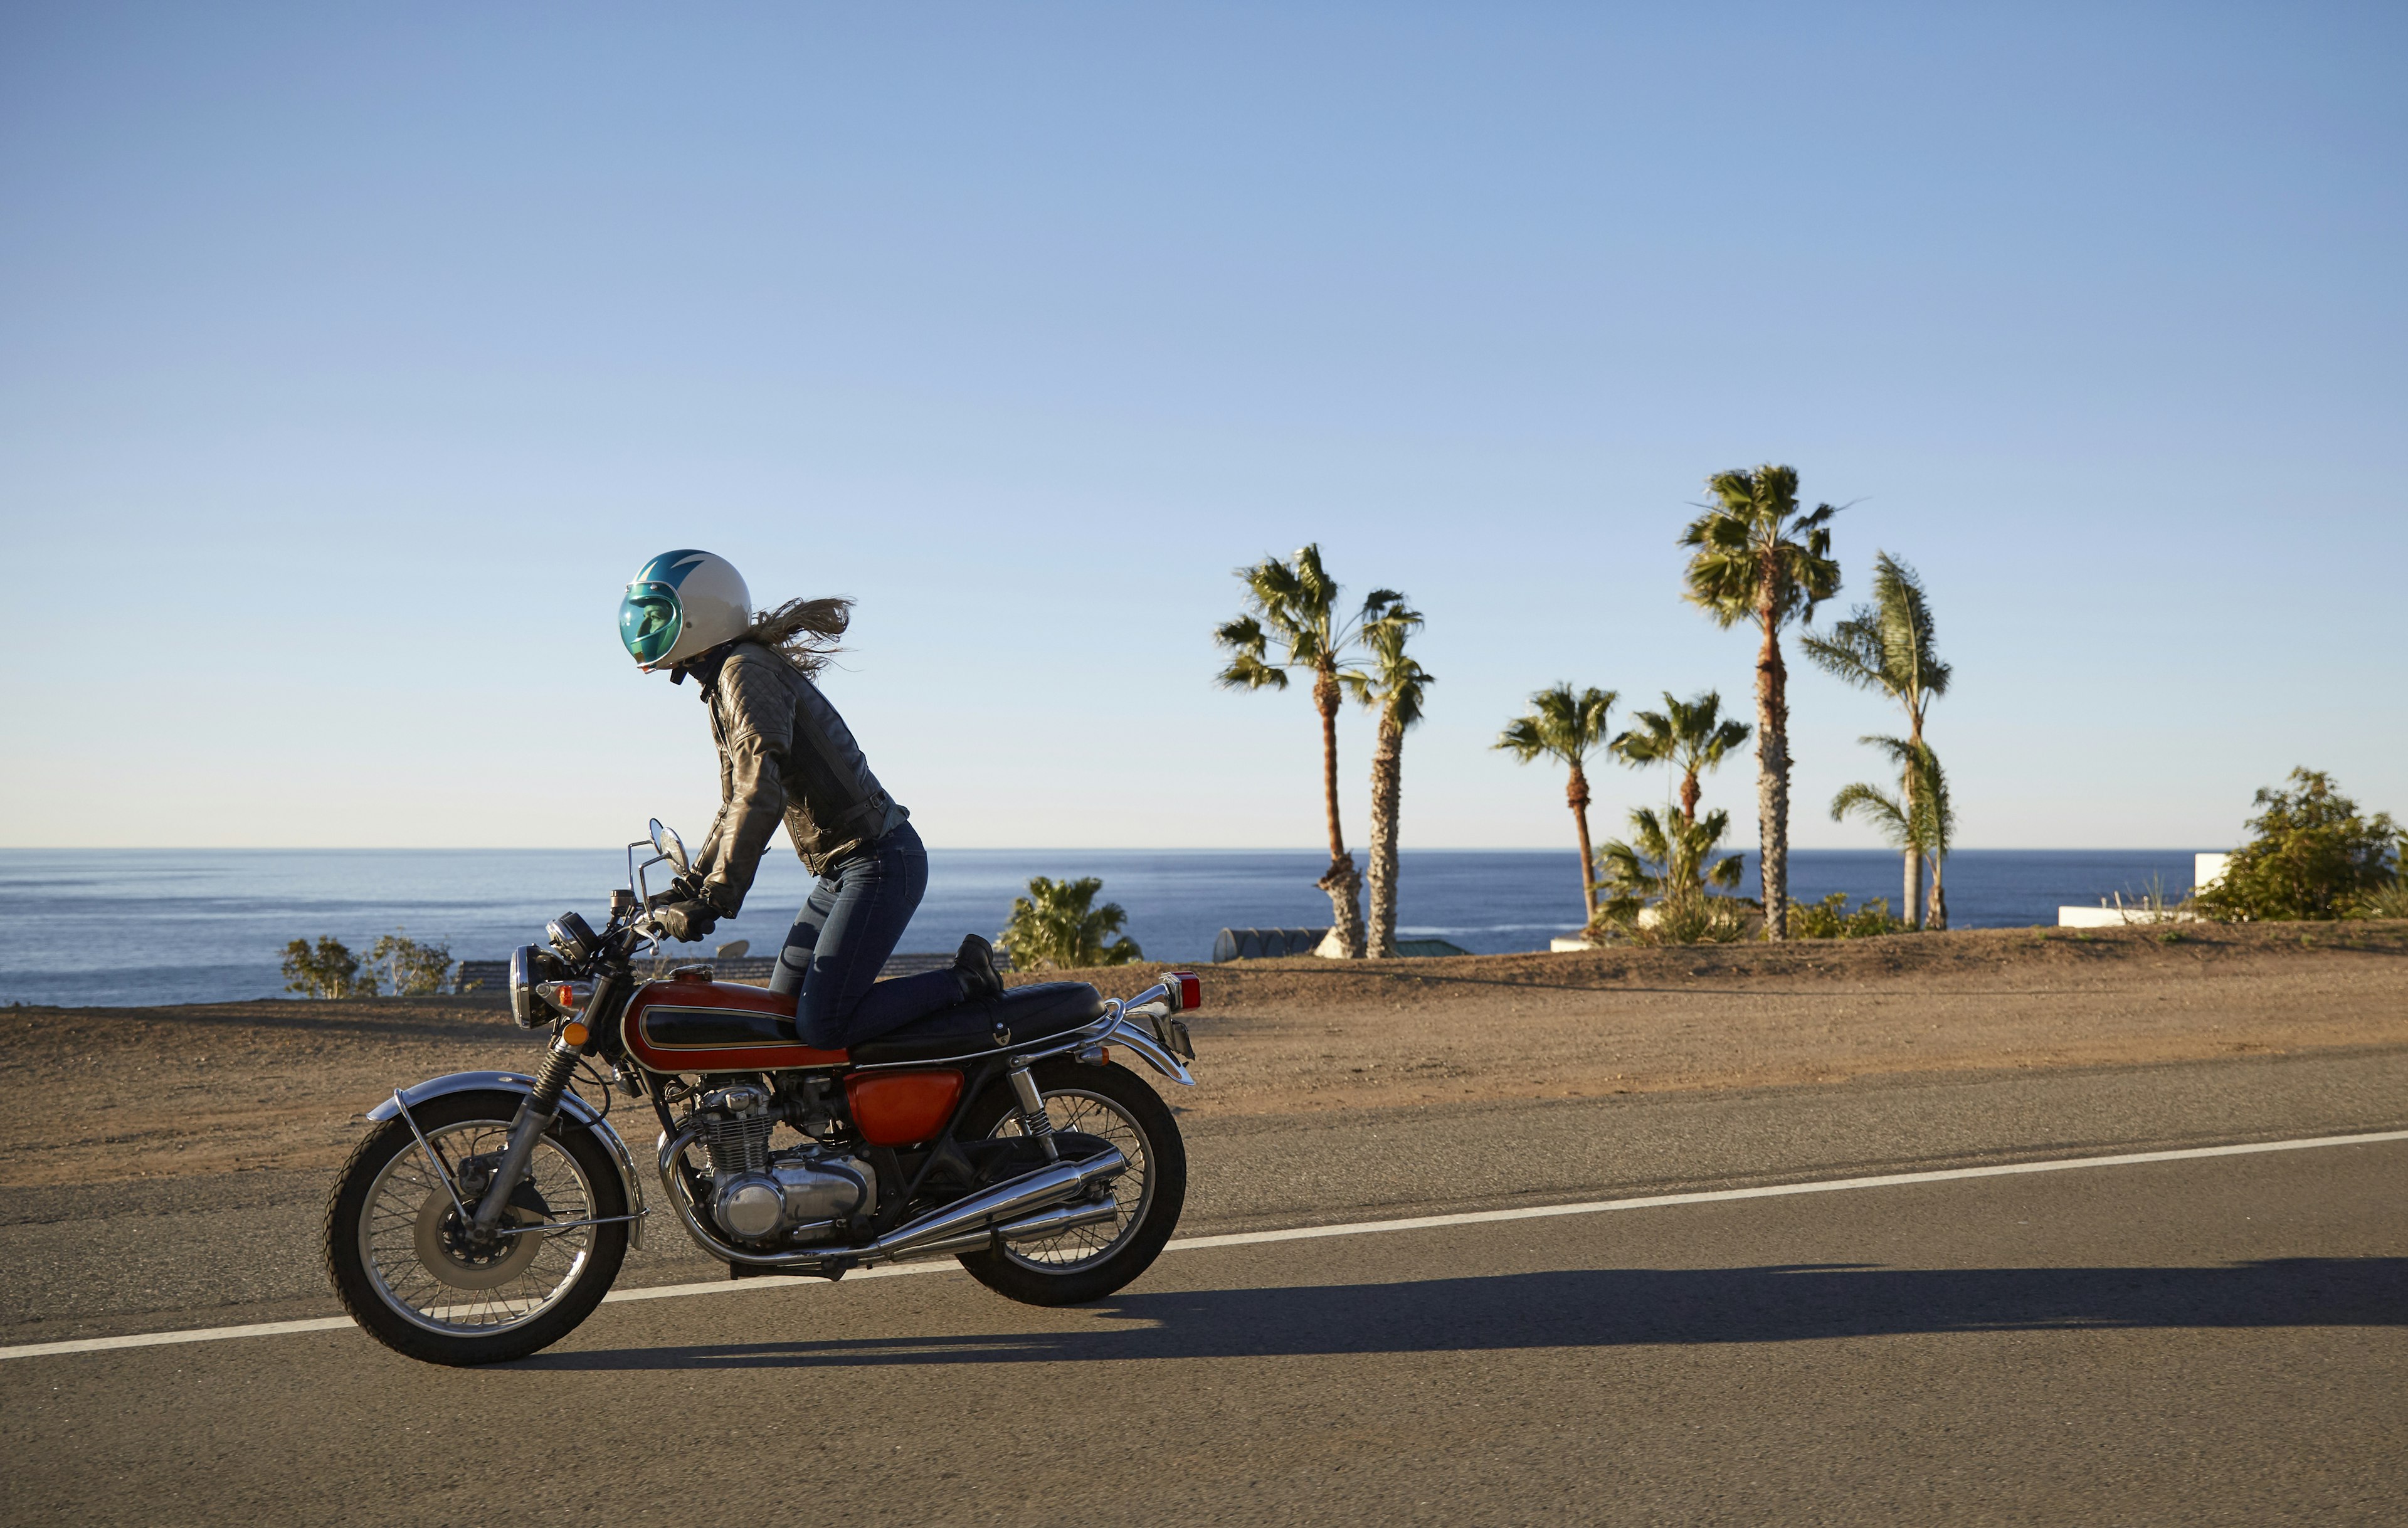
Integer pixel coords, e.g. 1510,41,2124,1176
651,899,719,944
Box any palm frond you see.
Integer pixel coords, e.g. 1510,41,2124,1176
1911,742,1953,857
1811,549,1948,715
1596,804,1742,905
996,875,1146,969
1339,599,1433,727
1830,781,1910,843
1213,614,1268,657
1496,683,1616,767
1680,465,1846,632
1494,716,1548,761
1612,690,1748,811
1223,545,1365,675
1214,652,1290,691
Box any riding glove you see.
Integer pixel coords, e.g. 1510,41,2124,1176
652,900,719,944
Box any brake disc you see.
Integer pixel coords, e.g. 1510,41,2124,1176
412,1192,551,1290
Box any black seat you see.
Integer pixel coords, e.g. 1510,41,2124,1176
848,981,1107,1065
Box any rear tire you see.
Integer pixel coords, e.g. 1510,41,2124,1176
954,1059,1186,1306
324,1090,628,1366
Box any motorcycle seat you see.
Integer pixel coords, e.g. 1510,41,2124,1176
848,981,1108,1065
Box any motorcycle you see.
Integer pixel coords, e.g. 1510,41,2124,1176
324,820,1199,1366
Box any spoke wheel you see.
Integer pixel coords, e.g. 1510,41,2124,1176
325,1090,627,1366
953,1060,1185,1306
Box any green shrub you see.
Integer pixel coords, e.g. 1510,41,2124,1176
1584,882,1755,946
998,876,1144,970
2194,769,2401,922
1787,892,1908,939
367,930,454,996
282,937,373,999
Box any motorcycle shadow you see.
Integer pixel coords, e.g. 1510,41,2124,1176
522,1257,2408,1371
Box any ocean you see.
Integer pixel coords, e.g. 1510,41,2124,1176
0,846,2217,1008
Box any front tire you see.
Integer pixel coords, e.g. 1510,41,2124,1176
954,1059,1186,1306
324,1090,628,1366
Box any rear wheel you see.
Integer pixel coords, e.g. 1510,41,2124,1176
954,1059,1186,1306
324,1090,628,1366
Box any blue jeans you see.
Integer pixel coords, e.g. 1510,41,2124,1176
768,821,967,1049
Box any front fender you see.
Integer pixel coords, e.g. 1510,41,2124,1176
367,1070,647,1250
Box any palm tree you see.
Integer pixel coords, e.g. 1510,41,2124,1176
1494,685,1619,924
1802,551,1950,926
1612,690,1751,826
997,875,1144,970
1830,739,1954,931
1596,806,1748,942
1340,601,1434,958
1214,545,1403,958
1596,807,1746,905
1680,465,1844,941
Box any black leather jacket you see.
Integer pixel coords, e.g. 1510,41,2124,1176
683,640,907,912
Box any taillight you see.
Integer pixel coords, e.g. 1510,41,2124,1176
1170,971,1201,1013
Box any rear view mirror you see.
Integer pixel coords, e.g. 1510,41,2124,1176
648,818,690,873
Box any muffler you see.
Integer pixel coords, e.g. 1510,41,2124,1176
870,1147,1126,1261
996,1198,1122,1243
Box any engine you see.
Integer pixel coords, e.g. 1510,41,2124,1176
687,1083,875,1245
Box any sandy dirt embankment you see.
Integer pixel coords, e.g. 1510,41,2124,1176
3,923,2402,1189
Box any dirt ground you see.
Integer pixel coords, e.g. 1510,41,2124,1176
4,922,2402,1189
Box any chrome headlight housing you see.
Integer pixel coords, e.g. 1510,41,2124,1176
509,945,539,1027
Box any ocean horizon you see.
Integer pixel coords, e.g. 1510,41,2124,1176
1,846,2220,1008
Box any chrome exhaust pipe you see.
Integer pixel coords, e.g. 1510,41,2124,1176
997,1198,1122,1244
869,1148,1126,1261
867,1188,1123,1265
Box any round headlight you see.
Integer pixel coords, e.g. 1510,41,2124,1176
507,945,540,1028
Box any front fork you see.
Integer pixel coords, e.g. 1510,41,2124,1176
470,970,620,1235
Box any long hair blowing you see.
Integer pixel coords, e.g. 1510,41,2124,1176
746,596,852,675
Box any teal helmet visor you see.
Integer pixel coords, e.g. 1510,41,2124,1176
619,582,684,667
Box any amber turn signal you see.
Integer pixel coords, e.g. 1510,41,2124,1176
561,1022,590,1047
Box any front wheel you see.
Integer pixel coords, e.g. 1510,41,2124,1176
954,1059,1186,1306
324,1090,628,1366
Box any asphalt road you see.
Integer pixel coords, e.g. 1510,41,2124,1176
5,1049,2405,1525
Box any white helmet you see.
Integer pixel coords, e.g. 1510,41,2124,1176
618,549,752,671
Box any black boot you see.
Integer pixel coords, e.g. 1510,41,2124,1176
954,935,1005,1003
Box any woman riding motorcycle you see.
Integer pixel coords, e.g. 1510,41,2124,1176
617,549,1003,1048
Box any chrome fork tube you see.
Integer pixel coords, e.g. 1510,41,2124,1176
470,968,618,1234
470,1042,578,1233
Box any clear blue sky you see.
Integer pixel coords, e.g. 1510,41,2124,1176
4,3,2402,852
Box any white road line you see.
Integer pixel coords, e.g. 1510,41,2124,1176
7,1127,2402,1363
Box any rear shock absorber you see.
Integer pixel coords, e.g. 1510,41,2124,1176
1005,1062,1059,1162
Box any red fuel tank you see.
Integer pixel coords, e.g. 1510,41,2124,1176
618,972,849,1073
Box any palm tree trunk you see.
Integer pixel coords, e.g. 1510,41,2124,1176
1926,854,1948,930
1366,710,1404,957
1312,667,1365,957
1901,719,1925,929
1899,747,1923,929
1679,769,1700,825
1755,590,1791,941
1567,761,1598,922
